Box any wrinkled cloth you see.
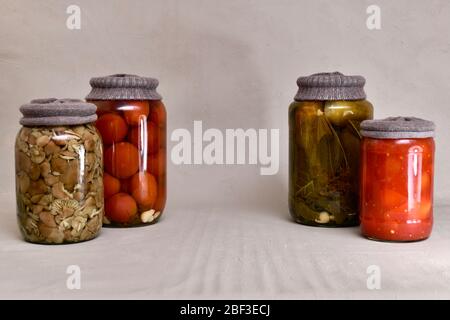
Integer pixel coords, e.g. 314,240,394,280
1,195,449,299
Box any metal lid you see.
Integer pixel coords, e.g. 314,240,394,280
294,72,366,101
86,74,162,100
20,98,97,126
361,117,435,139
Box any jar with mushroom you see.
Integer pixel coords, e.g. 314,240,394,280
86,74,167,227
15,99,103,244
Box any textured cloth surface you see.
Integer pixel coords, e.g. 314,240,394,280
295,72,366,101
1,194,449,299
86,74,162,100
361,117,435,139
20,99,97,126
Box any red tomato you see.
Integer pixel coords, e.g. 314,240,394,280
119,178,132,193
360,178,378,206
384,204,408,223
105,193,137,223
361,220,396,241
104,142,139,179
158,126,166,150
149,100,166,127
153,193,166,212
361,218,432,242
129,172,158,208
384,155,403,180
128,121,159,154
360,138,434,241
95,113,128,145
89,100,119,116
421,172,431,193
382,189,407,209
103,173,120,199
121,101,149,126
146,149,166,177
416,201,432,221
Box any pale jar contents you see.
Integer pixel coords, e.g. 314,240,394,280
15,99,104,244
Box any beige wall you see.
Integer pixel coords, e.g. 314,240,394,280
1,0,449,211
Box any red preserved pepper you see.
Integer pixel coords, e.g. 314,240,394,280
360,117,435,242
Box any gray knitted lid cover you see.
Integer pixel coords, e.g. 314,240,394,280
20,98,97,126
86,74,162,100
361,117,435,139
295,72,366,101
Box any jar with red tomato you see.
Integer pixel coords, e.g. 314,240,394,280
86,74,166,227
360,117,435,242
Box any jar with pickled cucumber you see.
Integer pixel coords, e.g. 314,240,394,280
86,74,166,227
289,72,374,227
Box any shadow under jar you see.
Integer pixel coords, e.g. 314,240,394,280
360,117,435,242
87,74,166,227
289,72,374,227
15,99,104,244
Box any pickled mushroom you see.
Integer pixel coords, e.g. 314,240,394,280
15,124,103,244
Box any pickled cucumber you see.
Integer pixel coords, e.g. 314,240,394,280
324,100,373,127
289,99,373,227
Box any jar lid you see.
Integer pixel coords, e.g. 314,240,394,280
361,117,435,139
86,74,162,100
294,72,366,101
20,98,97,126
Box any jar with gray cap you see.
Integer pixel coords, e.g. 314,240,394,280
86,74,166,227
360,117,435,242
15,99,104,244
289,72,374,227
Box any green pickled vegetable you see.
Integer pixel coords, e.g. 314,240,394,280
289,99,373,227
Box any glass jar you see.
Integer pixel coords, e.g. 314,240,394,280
289,72,374,227
15,99,103,244
360,117,435,242
86,74,166,227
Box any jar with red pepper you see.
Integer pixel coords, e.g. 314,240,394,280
86,74,166,227
360,117,435,242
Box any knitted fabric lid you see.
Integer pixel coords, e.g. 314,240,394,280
86,74,162,100
294,72,366,101
20,98,97,126
361,117,435,139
